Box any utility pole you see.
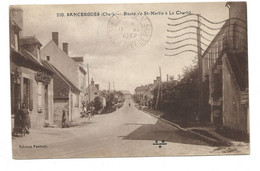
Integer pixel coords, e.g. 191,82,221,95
108,82,110,93
87,64,90,105
197,14,203,121
160,67,162,102
113,81,115,92
155,66,162,109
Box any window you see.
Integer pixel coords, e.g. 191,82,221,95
11,74,21,114
23,78,33,111
46,56,50,61
23,78,30,105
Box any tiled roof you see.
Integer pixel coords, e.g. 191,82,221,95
20,36,42,46
71,56,84,62
43,61,80,94
11,47,53,74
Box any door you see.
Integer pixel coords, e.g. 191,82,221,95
44,84,49,120
70,94,73,121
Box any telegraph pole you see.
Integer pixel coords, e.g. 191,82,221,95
160,67,162,102
155,66,162,109
197,14,203,121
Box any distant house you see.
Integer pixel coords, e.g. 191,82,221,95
71,56,87,104
10,8,54,129
40,32,87,122
121,90,131,99
134,77,160,104
84,78,101,104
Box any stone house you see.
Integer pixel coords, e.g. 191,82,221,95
40,32,87,123
201,2,248,136
84,79,100,104
10,8,54,130
134,77,160,104
121,90,132,99
42,61,80,125
72,56,87,104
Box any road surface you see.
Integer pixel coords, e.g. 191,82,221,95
12,99,248,159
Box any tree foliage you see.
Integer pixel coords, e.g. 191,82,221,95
93,96,102,111
153,62,199,122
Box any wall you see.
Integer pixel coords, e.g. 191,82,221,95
46,79,54,125
124,94,131,99
53,99,69,125
41,41,80,90
20,67,41,128
222,55,248,134
85,84,100,103
71,93,80,121
19,66,54,128
228,2,247,53
10,8,23,30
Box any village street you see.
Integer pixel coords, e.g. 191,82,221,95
12,99,247,159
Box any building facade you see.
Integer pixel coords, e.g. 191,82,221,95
84,79,101,104
43,61,80,125
201,2,248,135
10,8,54,130
40,32,87,123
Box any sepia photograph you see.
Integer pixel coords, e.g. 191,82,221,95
9,2,249,159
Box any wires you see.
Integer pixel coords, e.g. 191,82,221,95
167,32,198,39
166,38,208,47
168,14,246,24
165,13,247,57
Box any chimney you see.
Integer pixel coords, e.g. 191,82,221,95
52,32,58,46
63,43,68,55
95,84,99,90
91,78,94,85
154,80,156,84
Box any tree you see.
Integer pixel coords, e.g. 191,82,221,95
93,96,102,111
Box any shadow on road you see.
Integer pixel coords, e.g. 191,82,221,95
120,119,212,147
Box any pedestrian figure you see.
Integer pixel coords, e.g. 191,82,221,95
83,104,87,118
20,103,31,134
89,105,95,118
61,110,68,128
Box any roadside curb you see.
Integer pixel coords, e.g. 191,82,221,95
140,108,232,146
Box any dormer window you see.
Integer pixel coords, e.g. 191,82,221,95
10,26,20,51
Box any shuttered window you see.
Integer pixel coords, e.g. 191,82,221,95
37,82,42,112
22,78,34,111
29,79,33,111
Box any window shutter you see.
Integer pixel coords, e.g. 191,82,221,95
29,79,34,111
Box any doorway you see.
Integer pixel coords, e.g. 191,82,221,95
44,84,49,120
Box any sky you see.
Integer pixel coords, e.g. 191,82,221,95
18,2,228,93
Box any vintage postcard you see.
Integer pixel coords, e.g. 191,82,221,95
10,2,249,159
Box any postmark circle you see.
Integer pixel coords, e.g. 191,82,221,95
107,13,153,48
